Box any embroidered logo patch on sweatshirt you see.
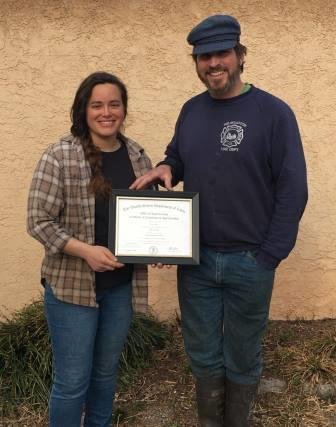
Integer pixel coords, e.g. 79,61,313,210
220,121,246,151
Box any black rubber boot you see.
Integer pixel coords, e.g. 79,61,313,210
224,378,259,427
195,376,225,427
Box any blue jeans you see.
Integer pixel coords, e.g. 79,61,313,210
44,282,133,427
177,246,275,385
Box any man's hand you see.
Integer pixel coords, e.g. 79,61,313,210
130,164,173,190
151,263,172,269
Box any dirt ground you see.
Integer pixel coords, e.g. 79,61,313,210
1,319,335,426
113,319,336,427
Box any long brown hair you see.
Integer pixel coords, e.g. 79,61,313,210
70,72,128,198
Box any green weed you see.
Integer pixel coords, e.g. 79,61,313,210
0,300,170,416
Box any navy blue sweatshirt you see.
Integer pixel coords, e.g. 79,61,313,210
161,86,308,269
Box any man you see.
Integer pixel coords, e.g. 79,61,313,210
131,14,308,426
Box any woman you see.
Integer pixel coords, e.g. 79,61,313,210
27,72,152,426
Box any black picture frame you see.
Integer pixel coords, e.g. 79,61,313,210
108,189,199,265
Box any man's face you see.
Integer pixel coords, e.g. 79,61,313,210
196,49,242,99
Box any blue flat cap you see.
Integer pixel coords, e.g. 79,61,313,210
187,15,241,55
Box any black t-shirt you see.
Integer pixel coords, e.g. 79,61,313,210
95,142,136,290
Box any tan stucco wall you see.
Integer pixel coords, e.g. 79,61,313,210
0,0,335,320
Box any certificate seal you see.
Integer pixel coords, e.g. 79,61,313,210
148,246,159,255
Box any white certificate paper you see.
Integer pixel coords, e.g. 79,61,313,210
115,197,192,257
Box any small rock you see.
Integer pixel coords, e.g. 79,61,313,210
303,382,336,401
316,383,336,401
259,378,286,394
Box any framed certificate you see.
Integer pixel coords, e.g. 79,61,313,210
108,190,199,264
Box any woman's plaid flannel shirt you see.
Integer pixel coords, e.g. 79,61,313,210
27,133,152,313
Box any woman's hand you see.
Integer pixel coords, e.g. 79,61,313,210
63,238,124,272
84,245,125,272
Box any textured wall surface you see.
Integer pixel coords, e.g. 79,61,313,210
0,0,335,319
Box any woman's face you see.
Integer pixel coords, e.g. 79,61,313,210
86,83,125,144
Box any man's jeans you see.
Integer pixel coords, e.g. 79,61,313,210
177,246,275,385
44,282,133,427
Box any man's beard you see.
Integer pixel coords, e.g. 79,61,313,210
197,64,241,98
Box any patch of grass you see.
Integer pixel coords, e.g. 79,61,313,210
119,314,171,387
0,301,51,415
2,317,335,426
300,353,335,384
311,327,336,359
259,320,336,426
0,300,170,417
263,320,336,390
113,407,128,424
255,394,336,426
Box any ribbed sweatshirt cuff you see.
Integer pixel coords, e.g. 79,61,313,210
255,250,280,270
